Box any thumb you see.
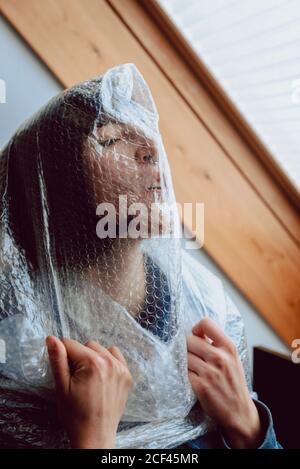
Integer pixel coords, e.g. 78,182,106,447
192,317,227,347
192,319,214,344
46,336,70,396
192,320,206,338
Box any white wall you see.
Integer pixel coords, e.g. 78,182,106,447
0,16,290,365
0,17,62,148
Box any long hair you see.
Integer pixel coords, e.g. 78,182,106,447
0,77,111,273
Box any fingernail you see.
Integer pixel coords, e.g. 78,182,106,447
46,336,57,353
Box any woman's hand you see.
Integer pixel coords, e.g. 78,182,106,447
46,336,133,449
187,318,262,448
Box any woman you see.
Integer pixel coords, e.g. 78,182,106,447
0,63,281,448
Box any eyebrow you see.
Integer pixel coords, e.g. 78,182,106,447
96,123,155,147
96,124,123,140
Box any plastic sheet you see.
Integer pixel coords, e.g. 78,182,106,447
0,63,252,448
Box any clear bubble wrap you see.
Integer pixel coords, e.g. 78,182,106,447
0,63,253,448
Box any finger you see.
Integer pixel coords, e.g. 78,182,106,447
187,351,210,377
188,370,208,402
192,317,233,349
187,334,220,363
188,370,202,394
107,346,128,366
85,340,108,357
46,336,70,396
188,369,199,387
61,337,96,364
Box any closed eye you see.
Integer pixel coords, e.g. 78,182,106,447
100,138,121,147
142,154,155,164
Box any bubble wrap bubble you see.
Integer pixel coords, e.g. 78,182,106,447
0,63,252,449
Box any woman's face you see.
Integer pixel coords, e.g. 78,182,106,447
84,121,170,237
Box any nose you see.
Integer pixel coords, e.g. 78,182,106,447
153,165,160,183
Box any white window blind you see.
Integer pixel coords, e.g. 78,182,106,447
159,0,300,192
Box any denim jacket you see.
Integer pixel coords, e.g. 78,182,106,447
177,398,282,449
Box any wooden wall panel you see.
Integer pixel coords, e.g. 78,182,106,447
109,0,300,246
0,0,299,345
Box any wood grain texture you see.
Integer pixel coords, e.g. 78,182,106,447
0,0,299,345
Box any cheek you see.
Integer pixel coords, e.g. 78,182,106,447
109,159,147,201
88,144,152,206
